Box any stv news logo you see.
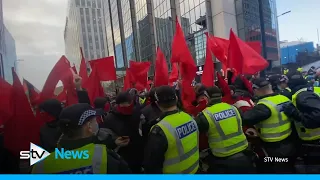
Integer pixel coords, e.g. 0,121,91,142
20,143,90,166
20,143,50,166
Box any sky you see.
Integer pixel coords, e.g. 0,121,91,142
3,0,320,90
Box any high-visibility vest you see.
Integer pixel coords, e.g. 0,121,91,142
155,111,199,174
139,97,146,105
32,143,107,174
256,95,292,142
202,103,248,157
292,87,320,141
285,87,292,92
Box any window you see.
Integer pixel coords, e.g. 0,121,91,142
92,0,96,8
87,0,91,7
81,0,85,6
97,0,102,8
80,8,84,16
75,0,80,6
85,8,89,15
97,9,101,17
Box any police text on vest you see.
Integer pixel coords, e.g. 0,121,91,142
213,109,236,121
176,121,198,139
264,157,288,163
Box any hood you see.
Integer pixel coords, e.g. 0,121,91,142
39,99,62,119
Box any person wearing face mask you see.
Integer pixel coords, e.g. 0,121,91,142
195,86,256,174
144,85,200,174
240,78,296,173
31,103,131,174
38,99,63,153
103,91,144,173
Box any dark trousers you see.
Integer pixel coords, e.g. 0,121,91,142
262,139,296,174
207,150,257,174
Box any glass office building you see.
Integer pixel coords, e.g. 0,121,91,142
66,0,280,80
235,0,279,68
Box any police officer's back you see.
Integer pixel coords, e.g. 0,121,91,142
195,86,256,174
241,78,295,173
143,86,199,174
32,103,131,174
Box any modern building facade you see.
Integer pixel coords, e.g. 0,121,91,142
64,0,108,71
66,0,280,82
280,41,315,65
0,0,17,84
235,0,280,69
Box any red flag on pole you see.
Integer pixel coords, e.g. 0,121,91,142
129,61,151,91
4,68,42,156
154,47,169,87
89,56,117,81
171,18,197,110
0,77,13,126
40,56,71,103
79,47,89,83
123,68,134,91
169,63,179,85
201,33,215,87
228,29,268,74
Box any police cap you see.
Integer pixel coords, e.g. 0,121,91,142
252,77,270,89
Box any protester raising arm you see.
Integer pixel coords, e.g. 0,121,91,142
74,75,91,104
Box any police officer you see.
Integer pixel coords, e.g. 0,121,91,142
143,85,199,174
195,86,256,174
32,103,131,174
277,75,292,100
283,72,320,172
241,78,295,173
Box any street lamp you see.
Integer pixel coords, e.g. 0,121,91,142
277,11,291,18
277,10,291,72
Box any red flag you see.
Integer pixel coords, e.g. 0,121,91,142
79,47,89,83
169,63,179,85
71,64,78,74
228,29,268,74
83,66,104,104
56,90,67,102
201,34,215,87
0,77,13,126
89,56,117,81
171,18,197,82
129,61,151,91
123,68,133,91
40,56,71,103
23,79,40,107
207,35,229,66
4,68,42,156
171,18,197,108
62,69,78,106
246,41,262,54
154,47,169,87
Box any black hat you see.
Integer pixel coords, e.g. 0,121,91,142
206,86,222,98
39,99,63,118
115,92,132,104
252,78,270,89
196,85,207,99
59,103,103,128
94,97,108,109
155,85,176,103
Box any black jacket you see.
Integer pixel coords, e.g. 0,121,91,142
40,90,91,152
56,136,131,174
285,85,320,129
103,106,144,173
279,88,292,100
240,93,280,127
143,110,179,174
140,103,162,141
